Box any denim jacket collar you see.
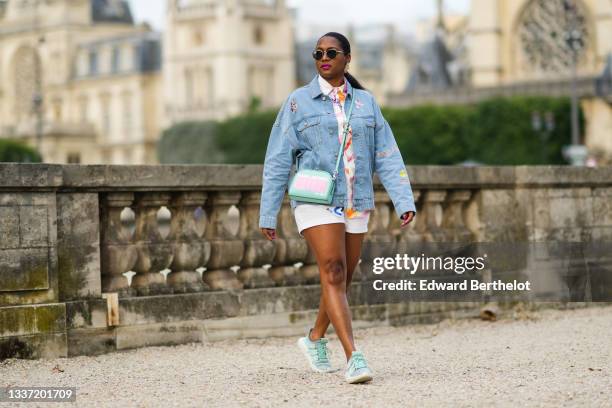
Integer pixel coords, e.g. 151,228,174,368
307,74,353,99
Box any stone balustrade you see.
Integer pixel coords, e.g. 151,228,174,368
1,163,611,359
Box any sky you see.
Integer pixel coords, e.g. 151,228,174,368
129,0,471,36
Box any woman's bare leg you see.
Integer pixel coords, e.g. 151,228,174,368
302,224,365,360
309,232,366,350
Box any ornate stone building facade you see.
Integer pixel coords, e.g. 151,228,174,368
163,0,295,124
0,0,163,164
0,0,295,164
467,0,611,85
467,0,612,162
1,0,609,164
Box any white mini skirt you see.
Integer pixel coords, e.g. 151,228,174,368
293,204,371,237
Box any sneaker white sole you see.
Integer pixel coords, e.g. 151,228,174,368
297,337,332,373
346,372,373,384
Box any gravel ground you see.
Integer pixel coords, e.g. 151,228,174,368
1,304,611,408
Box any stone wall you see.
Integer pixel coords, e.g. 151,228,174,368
1,164,611,359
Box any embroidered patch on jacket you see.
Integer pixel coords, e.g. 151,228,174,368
376,146,399,158
399,168,411,184
355,99,364,109
290,99,298,113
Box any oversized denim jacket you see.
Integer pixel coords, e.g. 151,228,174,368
259,75,417,230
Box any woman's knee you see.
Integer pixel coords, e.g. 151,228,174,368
320,258,346,286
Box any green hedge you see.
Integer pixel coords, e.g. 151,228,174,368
384,96,579,165
0,139,42,163
158,96,581,165
215,110,278,164
156,121,225,164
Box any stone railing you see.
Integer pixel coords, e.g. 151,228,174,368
1,164,611,359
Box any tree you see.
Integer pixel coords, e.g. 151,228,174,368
0,139,42,163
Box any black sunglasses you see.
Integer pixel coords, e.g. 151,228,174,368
312,48,346,60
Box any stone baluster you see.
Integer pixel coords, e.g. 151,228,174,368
412,190,450,284
202,191,244,290
395,190,423,254
392,190,424,282
441,190,474,243
100,192,137,295
269,197,309,286
299,245,320,284
390,189,448,281
421,190,448,244
297,203,320,283
166,192,210,293
441,190,478,290
359,190,397,281
131,193,174,296
237,191,275,288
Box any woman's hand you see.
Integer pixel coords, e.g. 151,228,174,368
260,228,277,241
400,211,415,228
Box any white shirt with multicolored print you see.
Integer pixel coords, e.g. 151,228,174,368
318,75,370,219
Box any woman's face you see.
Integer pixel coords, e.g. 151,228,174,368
314,36,351,81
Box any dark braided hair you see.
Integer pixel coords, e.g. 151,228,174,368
318,31,366,90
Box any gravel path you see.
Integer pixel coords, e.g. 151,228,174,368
1,304,611,408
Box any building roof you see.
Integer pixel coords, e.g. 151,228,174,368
75,31,162,78
295,25,415,86
405,30,455,93
91,0,134,24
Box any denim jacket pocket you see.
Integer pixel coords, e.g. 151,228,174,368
364,118,376,145
351,116,375,142
296,115,322,147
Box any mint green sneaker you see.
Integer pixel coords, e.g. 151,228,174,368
345,351,373,384
297,329,333,373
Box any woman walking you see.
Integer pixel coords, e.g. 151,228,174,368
259,32,416,384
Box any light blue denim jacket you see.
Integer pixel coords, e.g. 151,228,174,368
259,75,417,230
